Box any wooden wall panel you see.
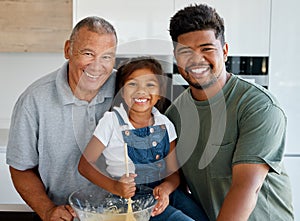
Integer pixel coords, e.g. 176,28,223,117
0,0,72,52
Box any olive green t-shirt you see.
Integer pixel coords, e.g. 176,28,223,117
165,74,294,221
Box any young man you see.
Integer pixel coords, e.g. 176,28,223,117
165,4,294,221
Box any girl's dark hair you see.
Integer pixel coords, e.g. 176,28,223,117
169,4,225,47
113,56,167,112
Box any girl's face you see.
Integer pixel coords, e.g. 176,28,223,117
122,68,161,114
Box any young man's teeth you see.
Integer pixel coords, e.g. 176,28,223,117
135,98,147,103
191,67,206,74
84,70,99,79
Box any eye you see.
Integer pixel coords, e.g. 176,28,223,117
202,47,215,52
146,82,157,87
85,53,94,57
79,50,94,57
127,81,137,87
178,49,193,55
102,55,114,61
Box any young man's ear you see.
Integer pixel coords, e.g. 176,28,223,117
223,42,229,62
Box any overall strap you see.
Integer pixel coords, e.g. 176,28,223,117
112,109,128,126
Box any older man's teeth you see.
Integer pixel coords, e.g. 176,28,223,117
84,70,99,79
134,98,147,103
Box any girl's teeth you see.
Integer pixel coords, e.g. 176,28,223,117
134,98,147,103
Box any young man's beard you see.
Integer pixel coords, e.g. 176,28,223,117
184,69,220,90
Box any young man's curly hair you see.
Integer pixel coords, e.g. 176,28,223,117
169,4,225,47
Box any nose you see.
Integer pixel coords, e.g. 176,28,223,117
189,51,206,63
89,57,104,68
85,58,104,73
135,85,148,96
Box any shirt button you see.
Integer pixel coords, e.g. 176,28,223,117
150,127,154,133
160,125,166,129
125,130,130,136
155,154,160,160
152,141,157,147
157,162,162,168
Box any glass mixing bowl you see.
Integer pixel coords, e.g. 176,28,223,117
69,184,156,221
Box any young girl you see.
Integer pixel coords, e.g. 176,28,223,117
78,57,208,221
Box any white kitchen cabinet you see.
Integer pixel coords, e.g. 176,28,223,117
268,0,300,154
74,0,174,55
0,128,31,211
284,156,300,221
174,0,271,56
269,0,300,217
0,150,25,205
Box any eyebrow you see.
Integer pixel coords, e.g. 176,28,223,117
78,48,116,55
127,76,159,82
176,43,216,52
78,48,95,54
199,43,216,47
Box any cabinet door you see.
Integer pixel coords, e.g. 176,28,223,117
268,0,300,154
174,0,271,56
0,152,25,204
284,156,300,221
75,0,174,55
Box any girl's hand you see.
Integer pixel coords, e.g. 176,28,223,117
114,173,137,198
151,186,170,216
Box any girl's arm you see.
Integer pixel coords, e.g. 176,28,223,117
152,140,180,216
78,136,136,198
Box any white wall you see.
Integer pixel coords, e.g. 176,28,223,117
0,53,66,128
269,0,300,219
75,0,174,55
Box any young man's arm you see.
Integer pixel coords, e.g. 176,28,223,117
217,163,269,221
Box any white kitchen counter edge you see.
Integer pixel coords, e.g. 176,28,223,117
0,204,32,212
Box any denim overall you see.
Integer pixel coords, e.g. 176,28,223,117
113,110,209,221
114,110,169,186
